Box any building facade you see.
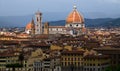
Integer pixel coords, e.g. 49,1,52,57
83,55,110,71
61,50,85,71
33,58,61,71
94,48,120,67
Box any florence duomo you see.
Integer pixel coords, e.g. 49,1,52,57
25,5,86,36
0,0,120,71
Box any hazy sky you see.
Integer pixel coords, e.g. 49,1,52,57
0,0,120,18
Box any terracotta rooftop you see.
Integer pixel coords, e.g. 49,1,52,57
61,50,85,55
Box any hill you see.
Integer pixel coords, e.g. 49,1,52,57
49,18,120,28
100,18,120,27
0,15,120,28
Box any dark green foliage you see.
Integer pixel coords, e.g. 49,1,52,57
116,64,120,71
104,65,120,71
18,52,24,65
104,66,112,71
6,63,23,68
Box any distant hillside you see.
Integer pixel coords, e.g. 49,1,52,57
0,12,67,27
49,20,65,26
0,15,120,28
49,18,120,28
85,18,113,27
0,15,33,27
100,18,120,27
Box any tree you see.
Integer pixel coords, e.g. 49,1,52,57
104,66,112,71
18,52,24,65
6,63,23,71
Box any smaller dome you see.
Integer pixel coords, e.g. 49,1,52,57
25,19,35,30
66,6,84,24
26,23,32,30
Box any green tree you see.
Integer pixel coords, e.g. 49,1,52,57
18,52,24,65
116,64,120,71
104,66,112,71
6,63,23,71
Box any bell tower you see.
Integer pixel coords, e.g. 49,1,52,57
44,22,49,35
35,11,43,34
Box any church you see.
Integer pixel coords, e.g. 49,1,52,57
25,5,86,36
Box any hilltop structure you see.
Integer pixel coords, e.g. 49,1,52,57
25,5,86,36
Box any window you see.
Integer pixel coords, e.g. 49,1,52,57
84,68,86,71
65,62,66,66
98,64,100,66
98,68,100,71
74,58,76,61
68,58,70,61
70,24,72,27
78,62,80,66
90,64,92,66
90,68,92,71
65,58,66,61
71,58,73,61
37,17,39,21
68,62,70,65
76,24,78,27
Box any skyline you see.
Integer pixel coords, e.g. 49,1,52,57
0,0,120,18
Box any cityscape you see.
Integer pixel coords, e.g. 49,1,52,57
0,0,120,71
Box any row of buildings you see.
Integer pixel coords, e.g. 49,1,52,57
0,31,120,71
0,44,111,71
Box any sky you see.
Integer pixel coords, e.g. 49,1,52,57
0,0,120,18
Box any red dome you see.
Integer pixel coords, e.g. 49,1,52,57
26,23,32,30
25,19,35,30
66,6,84,24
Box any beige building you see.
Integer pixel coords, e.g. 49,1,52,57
61,50,85,71
83,54,110,71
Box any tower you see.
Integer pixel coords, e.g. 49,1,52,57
35,11,43,34
44,22,49,34
65,5,85,35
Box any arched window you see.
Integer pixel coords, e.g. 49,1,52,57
37,17,39,21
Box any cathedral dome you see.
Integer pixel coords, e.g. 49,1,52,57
66,6,84,24
25,19,35,30
26,23,32,30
